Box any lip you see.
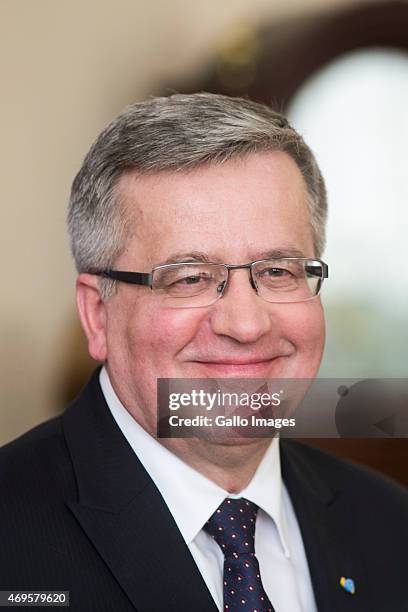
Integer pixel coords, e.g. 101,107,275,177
196,358,276,365
191,357,287,376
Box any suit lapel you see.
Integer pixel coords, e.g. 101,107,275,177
281,440,373,612
63,371,217,612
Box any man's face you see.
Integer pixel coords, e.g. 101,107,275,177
102,152,325,432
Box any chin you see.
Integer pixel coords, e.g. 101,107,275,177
195,432,273,447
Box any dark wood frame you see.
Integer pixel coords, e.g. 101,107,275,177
180,1,408,111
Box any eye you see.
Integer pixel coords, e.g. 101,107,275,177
161,269,217,296
254,263,302,291
259,267,292,278
174,273,212,286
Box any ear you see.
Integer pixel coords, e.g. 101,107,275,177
76,274,108,362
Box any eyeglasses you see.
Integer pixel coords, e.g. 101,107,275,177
98,258,328,308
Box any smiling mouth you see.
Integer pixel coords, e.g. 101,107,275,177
191,356,287,375
196,358,274,365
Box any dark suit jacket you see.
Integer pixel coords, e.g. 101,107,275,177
0,369,407,611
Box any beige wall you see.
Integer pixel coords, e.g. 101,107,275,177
0,0,367,445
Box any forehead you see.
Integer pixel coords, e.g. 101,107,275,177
116,151,314,266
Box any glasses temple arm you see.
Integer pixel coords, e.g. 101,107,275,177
102,270,153,286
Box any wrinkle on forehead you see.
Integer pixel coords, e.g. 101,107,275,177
114,152,313,268
155,247,309,267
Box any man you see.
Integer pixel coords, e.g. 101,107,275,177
0,94,406,611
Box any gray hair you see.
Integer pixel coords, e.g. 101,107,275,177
68,92,327,300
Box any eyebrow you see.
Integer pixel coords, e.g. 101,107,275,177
156,247,307,266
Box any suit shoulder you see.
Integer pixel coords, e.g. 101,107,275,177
0,415,64,458
0,416,73,497
281,439,407,505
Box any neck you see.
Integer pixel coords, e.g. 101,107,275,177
160,437,272,493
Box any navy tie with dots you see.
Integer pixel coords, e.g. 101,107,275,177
204,498,275,612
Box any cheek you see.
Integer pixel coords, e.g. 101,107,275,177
280,301,325,370
127,300,206,361
293,302,325,345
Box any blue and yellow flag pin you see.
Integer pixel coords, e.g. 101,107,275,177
340,576,356,595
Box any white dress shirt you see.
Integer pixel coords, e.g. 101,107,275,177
100,367,317,612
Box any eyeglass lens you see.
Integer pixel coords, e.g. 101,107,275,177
151,260,324,307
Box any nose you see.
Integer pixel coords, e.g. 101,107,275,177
209,268,273,344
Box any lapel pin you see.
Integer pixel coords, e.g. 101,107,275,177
340,576,356,595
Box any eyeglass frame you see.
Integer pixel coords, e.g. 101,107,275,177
95,257,328,305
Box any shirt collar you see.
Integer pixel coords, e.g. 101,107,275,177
100,366,291,557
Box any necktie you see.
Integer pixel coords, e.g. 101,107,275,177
204,498,275,612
